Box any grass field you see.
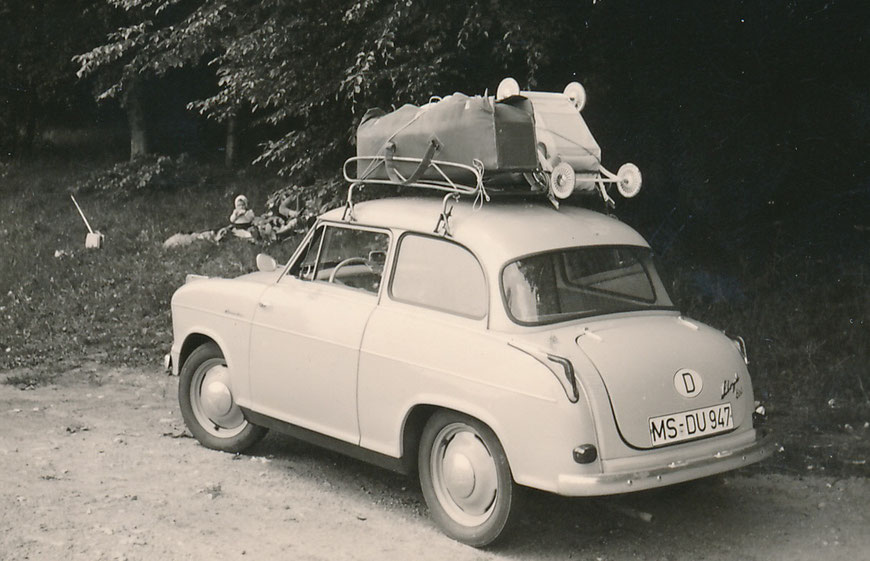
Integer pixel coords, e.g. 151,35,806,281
1,154,867,477
0,156,290,372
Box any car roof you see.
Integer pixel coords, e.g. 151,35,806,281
319,196,649,265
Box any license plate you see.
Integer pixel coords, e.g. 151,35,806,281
648,403,733,446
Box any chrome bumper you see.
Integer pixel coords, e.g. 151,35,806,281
557,430,772,496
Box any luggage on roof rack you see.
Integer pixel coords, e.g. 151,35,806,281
346,79,643,208
354,93,538,186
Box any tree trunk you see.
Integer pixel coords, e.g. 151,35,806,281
225,112,238,168
125,80,149,160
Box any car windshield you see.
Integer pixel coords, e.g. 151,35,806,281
501,246,676,325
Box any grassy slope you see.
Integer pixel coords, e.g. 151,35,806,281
0,159,292,372
0,158,867,477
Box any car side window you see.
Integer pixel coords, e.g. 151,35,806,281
390,234,487,318
290,224,389,294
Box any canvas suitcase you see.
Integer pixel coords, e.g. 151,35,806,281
356,93,538,184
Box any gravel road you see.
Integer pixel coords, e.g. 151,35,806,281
2,364,868,561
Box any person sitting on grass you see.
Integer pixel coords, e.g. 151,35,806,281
256,187,304,242
228,194,255,238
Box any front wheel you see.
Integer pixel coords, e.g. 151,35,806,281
418,411,522,547
178,342,267,453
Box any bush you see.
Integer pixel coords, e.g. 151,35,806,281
75,154,206,196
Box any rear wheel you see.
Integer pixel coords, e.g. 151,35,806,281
178,342,267,452
418,410,522,547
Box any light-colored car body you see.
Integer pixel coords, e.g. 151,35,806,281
169,196,768,542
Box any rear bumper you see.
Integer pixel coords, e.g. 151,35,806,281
556,429,772,496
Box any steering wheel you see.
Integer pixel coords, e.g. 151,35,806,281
328,257,369,283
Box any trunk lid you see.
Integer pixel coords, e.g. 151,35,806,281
522,312,751,449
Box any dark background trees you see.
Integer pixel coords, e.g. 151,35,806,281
2,0,867,258
580,0,868,266
0,0,118,158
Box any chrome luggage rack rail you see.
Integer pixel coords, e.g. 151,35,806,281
342,155,489,234
340,152,642,230
342,155,486,196
343,154,641,209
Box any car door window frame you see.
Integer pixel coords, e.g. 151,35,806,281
279,222,321,281
284,221,392,296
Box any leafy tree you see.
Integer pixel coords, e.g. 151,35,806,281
76,0,596,198
74,0,218,159
75,0,865,247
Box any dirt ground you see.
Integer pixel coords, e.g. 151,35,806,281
2,363,869,561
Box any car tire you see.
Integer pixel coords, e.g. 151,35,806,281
178,342,267,453
418,410,522,547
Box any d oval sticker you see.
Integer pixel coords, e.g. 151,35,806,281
674,369,703,398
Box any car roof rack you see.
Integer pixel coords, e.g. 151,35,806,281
343,155,487,196
342,155,491,232
343,152,639,205
341,149,642,232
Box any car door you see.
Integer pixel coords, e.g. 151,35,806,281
357,233,492,457
248,223,390,444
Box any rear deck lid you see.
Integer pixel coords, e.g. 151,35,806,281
573,314,751,448
521,313,752,449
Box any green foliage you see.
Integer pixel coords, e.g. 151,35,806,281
4,0,864,247
75,154,205,195
73,0,596,203
72,0,867,234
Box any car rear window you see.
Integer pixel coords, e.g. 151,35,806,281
390,234,487,318
502,245,675,325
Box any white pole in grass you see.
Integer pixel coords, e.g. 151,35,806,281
70,194,103,248
70,194,94,234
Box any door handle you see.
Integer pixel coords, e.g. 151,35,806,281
258,300,272,308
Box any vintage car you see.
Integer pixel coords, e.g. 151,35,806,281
167,195,769,546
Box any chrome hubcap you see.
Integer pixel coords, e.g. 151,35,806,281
202,380,233,418
191,361,246,438
431,424,498,526
444,451,475,499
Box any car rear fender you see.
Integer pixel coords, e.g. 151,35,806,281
389,372,602,494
